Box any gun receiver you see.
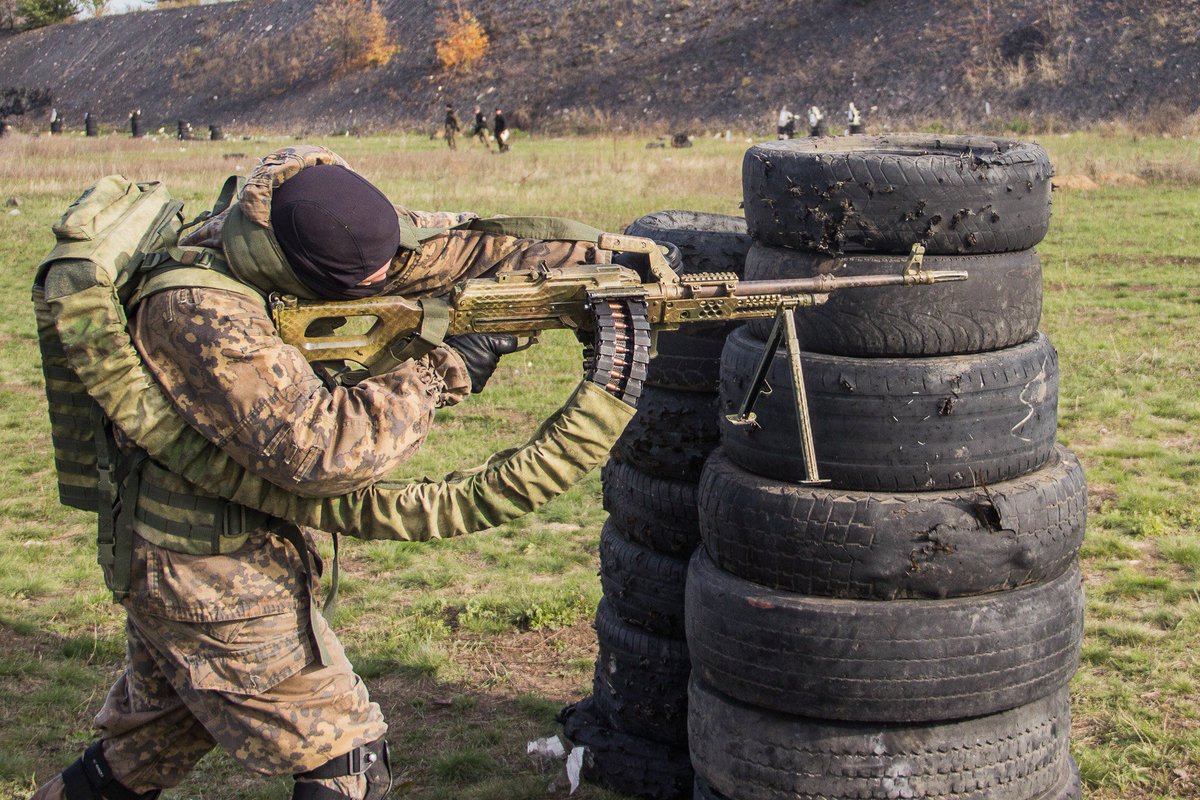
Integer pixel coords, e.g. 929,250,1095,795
271,236,966,485
272,239,965,372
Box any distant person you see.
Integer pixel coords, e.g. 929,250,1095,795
494,107,510,153
471,105,492,150
129,108,142,138
808,105,826,137
847,102,865,135
443,104,460,150
776,105,796,139
49,107,62,135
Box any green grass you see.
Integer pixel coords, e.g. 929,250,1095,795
0,130,1198,798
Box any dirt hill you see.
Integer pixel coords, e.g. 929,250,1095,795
1,0,1197,134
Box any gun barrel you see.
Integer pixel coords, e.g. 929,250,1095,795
713,269,967,297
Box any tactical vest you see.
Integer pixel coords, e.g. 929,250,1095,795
35,174,632,613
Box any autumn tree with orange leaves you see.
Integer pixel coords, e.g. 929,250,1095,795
435,8,490,73
313,0,399,76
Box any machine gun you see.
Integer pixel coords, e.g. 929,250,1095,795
272,234,966,484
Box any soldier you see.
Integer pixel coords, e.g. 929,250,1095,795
847,102,865,135
493,107,510,153
30,146,625,800
129,109,142,138
470,105,492,150
776,105,795,139
807,105,826,137
443,104,460,150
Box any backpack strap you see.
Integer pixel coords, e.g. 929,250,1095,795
130,246,266,307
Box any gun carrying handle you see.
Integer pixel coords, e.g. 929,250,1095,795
597,232,682,286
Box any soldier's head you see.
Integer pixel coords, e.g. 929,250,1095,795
270,164,400,300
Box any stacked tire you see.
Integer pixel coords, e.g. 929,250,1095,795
689,136,1086,800
561,211,752,800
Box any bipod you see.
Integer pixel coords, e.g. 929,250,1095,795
725,304,829,486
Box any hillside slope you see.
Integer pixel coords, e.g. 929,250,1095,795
1,0,1196,133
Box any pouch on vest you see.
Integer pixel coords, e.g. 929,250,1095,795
34,177,184,511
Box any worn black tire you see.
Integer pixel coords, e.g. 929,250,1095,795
742,135,1054,255
625,210,752,275
603,460,701,556
646,328,729,392
690,679,1073,800
744,244,1043,356
592,597,691,744
599,521,689,638
561,695,694,800
698,447,1086,600
625,211,752,392
686,550,1083,723
719,327,1059,490
694,758,1081,800
613,386,721,483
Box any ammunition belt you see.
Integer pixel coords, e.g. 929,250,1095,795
584,296,651,407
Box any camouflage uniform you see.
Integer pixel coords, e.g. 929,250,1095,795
34,146,610,800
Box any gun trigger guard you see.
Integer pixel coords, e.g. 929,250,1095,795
512,335,538,353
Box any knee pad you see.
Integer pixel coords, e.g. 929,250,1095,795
292,738,391,800
61,742,161,800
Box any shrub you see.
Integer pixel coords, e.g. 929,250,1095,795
435,9,490,73
312,0,399,76
16,0,77,29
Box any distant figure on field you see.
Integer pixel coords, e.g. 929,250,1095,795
494,107,510,153
177,119,192,140
471,105,491,150
49,107,62,134
847,102,865,135
776,105,796,139
84,111,98,137
443,104,460,150
808,105,826,137
129,109,142,138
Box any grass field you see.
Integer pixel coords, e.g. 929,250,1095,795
0,130,1197,799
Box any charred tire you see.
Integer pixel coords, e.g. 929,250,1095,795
602,459,701,556
561,696,693,800
599,521,689,638
592,597,691,743
625,212,752,392
719,328,1058,491
613,386,721,483
690,678,1074,800
685,550,1083,723
744,244,1043,356
698,447,1086,599
742,135,1053,255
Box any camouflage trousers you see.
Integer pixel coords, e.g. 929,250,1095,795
32,532,385,799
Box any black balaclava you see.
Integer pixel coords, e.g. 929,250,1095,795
270,164,401,299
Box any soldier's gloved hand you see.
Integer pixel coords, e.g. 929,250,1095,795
444,333,522,393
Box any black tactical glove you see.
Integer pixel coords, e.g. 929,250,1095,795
444,333,522,393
